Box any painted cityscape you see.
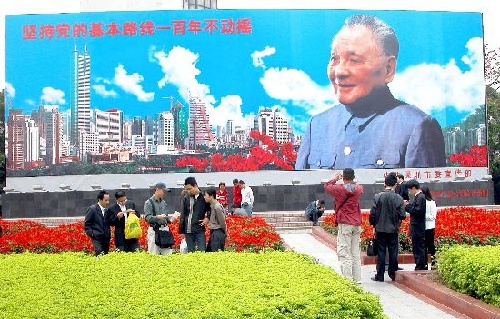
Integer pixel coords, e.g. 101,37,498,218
4,9,486,176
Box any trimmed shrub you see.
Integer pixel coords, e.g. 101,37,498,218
0,252,386,319
437,245,500,307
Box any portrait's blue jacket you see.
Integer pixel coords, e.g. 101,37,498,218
295,88,446,169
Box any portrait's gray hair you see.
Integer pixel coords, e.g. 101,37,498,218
342,14,399,58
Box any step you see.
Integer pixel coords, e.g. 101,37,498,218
5,217,84,227
275,226,313,234
271,221,315,227
254,211,306,218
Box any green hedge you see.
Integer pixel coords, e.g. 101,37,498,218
436,245,500,307
0,252,385,319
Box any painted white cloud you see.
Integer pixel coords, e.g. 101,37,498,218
113,64,154,102
205,95,254,129
5,82,15,98
95,77,112,85
260,67,335,116
154,46,214,104
390,37,485,114
41,86,65,105
92,84,118,98
25,99,35,106
251,46,276,69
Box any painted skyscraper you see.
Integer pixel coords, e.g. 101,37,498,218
188,95,212,149
45,106,63,165
95,109,123,147
24,119,40,164
170,99,188,149
70,45,91,150
157,111,175,151
254,108,291,143
7,109,25,170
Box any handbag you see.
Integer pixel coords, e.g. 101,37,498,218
148,198,175,248
367,238,378,256
154,226,175,248
124,210,142,239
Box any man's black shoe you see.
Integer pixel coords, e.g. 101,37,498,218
371,277,384,282
397,267,404,271
414,266,428,271
388,272,396,281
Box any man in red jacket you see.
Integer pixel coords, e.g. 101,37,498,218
324,168,364,283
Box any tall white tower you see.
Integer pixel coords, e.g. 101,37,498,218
158,111,175,151
24,119,40,163
71,45,91,150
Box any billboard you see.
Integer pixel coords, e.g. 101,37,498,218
4,9,486,178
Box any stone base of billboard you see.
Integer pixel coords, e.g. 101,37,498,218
1,181,494,218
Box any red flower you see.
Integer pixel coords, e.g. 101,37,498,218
449,145,487,167
321,206,500,251
175,132,297,172
0,215,283,254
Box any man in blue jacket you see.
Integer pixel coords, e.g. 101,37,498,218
295,14,445,170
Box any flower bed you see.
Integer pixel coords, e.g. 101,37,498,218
0,215,283,254
322,206,500,252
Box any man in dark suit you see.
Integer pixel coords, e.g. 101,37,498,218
295,14,445,170
395,174,409,201
179,177,210,252
369,173,406,282
107,190,141,252
404,179,427,270
84,190,122,256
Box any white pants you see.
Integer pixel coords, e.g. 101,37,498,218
147,227,173,255
336,223,362,282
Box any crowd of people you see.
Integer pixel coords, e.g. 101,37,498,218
85,170,438,287
315,168,438,284
84,176,253,256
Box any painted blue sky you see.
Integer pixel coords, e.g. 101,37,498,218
5,9,485,135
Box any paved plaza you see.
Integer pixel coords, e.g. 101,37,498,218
281,233,459,319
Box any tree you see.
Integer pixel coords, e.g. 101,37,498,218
486,86,500,173
485,44,500,90
485,45,500,174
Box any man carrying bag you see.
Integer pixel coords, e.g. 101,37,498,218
144,182,178,255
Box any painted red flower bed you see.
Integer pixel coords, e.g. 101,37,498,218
322,206,500,251
0,215,283,254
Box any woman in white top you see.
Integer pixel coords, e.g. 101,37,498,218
421,186,437,268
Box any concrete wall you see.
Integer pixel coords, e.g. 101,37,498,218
1,181,494,218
